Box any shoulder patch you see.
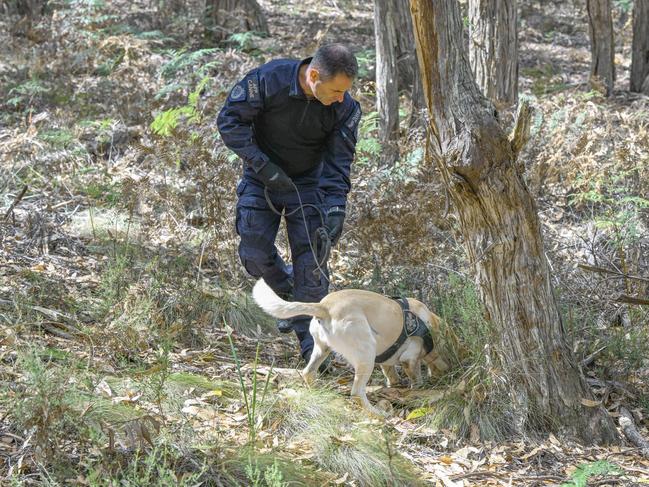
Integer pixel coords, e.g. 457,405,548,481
346,104,361,131
229,84,246,102
247,78,260,101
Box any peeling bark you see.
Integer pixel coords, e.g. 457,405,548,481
409,0,619,444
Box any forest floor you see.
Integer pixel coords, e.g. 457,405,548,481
1,0,649,485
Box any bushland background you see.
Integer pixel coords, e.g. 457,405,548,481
1,0,648,485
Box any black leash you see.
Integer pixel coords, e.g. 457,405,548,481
263,182,332,283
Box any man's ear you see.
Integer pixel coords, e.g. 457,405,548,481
308,67,320,83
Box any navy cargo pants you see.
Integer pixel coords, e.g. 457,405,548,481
235,178,329,360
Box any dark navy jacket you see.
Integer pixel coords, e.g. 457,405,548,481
217,58,361,210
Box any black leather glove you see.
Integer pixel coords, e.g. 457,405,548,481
324,207,345,245
257,161,294,192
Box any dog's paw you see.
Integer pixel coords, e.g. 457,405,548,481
369,406,390,418
300,371,317,386
375,399,394,417
385,378,408,388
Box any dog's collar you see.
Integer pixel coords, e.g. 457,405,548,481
375,298,434,364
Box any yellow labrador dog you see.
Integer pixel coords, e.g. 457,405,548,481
252,278,461,415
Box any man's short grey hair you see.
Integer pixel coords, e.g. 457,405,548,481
311,44,358,80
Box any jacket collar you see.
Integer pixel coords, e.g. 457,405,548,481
289,57,313,98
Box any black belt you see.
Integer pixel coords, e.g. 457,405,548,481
375,297,434,364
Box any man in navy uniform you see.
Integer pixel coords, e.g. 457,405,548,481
217,44,361,363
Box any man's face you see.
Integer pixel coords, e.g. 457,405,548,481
308,69,353,106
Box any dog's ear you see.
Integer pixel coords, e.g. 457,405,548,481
438,322,468,365
449,332,469,364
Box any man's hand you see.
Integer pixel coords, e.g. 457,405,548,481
324,207,345,245
257,161,294,192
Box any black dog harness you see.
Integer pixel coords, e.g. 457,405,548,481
374,298,434,364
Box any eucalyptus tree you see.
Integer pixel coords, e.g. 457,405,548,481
205,0,268,43
631,0,649,93
373,0,424,165
468,0,518,110
586,0,615,95
374,0,399,164
408,0,619,443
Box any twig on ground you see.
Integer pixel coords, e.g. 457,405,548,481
615,294,649,306
590,479,625,486
619,407,649,457
580,345,607,367
41,322,77,340
450,470,507,481
3,185,28,221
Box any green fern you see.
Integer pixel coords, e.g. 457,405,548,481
151,106,195,137
151,76,209,137
160,48,218,79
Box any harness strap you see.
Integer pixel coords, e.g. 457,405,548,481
375,297,434,364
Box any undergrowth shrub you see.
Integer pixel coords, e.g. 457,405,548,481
2,348,93,467
82,444,206,487
93,240,271,367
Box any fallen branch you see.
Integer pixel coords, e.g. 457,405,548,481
581,345,607,367
0,299,78,325
619,407,649,457
41,322,78,340
615,294,649,306
3,185,28,221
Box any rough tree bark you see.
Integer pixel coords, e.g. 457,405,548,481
205,0,268,43
586,0,615,96
630,0,649,93
394,0,426,126
468,0,518,111
2,0,47,16
374,0,425,165
409,0,619,443
374,0,400,164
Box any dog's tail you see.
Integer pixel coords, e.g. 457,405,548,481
252,279,330,320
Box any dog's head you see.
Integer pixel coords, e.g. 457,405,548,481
425,317,467,378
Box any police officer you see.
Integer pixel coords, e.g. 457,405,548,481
217,44,361,362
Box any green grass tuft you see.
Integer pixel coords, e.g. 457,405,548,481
265,386,424,486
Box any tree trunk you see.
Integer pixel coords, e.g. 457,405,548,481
409,0,619,443
394,0,426,127
205,0,268,43
468,0,518,111
374,0,400,165
586,0,615,96
374,0,425,162
631,0,649,94
2,0,47,16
